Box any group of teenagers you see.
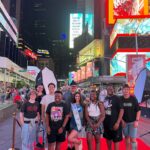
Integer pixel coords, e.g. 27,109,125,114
20,81,141,150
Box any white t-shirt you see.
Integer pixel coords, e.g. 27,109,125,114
40,94,55,112
87,103,101,117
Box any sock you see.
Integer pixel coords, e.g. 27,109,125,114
131,142,137,150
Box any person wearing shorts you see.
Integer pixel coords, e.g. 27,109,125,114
85,90,105,150
46,91,69,150
121,84,141,150
103,84,124,150
68,92,84,150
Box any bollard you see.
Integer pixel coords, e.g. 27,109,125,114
8,112,19,150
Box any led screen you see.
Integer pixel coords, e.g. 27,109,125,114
85,13,94,35
68,71,75,85
69,13,83,48
107,0,149,24
110,51,150,76
110,18,150,47
114,0,145,17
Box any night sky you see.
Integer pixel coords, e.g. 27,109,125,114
46,0,76,40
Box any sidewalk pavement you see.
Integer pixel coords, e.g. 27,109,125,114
138,117,150,146
0,115,149,150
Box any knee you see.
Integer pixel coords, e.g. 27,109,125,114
95,138,100,144
125,137,130,144
68,135,72,143
87,137,92,144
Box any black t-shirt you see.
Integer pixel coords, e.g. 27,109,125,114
46,101,69,130
35,95,43,116
103,95,123,129
121,96,141,123
21,101,39,118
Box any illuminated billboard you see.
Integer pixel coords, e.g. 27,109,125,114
24,49,37,60
107,0,149,24
110,50,150,76
114,0,147,17
110,53,126,76
81,66,86,80
77,69,81,82
127,55,145,94
85,13,94,35
86,62,93,79
110,18,150,47
37,49,50,57
68,71,75,85
69,13,83,48
78,40,104,66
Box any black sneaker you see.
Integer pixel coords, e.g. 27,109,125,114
36,143,44,148
72,146,75,150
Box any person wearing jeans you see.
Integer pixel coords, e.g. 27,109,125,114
121,84,141,150
20,90,40,150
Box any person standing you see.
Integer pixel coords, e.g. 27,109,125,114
121,84,141,150
85,90,105,150
103,84,124,150
68,92,84,150
35,84,46,148
63,81,85,149
46,91,69,150
20,90,40,150
41,83,55,120
40,83,55,147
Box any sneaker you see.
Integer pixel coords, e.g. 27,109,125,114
67,147,72,150
36,143,44,148
72,146,75,150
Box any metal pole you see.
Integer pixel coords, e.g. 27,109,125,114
135,34,138,55
12,112,16,149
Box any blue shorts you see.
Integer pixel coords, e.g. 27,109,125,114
123,122,137,138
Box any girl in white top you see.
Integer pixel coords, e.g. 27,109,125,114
85,90,105,150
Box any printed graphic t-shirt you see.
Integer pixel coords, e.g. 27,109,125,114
21,101,39,118
103,95,123,129
121,96,141,123
46,101,69,130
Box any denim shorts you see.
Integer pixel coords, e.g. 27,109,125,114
123,122,137,138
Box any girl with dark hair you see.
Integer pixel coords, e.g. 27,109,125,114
35,84,46,148
85,90,105,150
68,92,84,150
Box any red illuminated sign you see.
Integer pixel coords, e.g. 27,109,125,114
24,49,37,60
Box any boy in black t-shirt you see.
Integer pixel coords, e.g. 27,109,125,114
35,84,46,148
46,91,69,150
121,84,141,150
103,84,124,150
